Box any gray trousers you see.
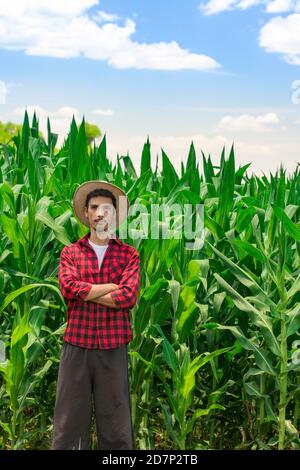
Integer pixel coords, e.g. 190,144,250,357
51,341,135,450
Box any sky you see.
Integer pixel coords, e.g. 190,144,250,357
0,0,300,176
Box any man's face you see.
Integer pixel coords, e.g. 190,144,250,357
84,196,116,235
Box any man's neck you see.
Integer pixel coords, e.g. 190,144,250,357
89,229,109,246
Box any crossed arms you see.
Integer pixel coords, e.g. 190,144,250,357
58,247,140,309
84,283,120,308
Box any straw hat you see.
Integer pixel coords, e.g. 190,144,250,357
73,180,129,228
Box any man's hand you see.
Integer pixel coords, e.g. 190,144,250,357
83,283,119,301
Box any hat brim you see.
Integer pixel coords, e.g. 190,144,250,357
73,180,129,228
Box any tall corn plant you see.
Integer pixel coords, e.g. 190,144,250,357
0,112,299,450
201,157,300,449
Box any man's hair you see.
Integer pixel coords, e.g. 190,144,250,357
85,188,117,210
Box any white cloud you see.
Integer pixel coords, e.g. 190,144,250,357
218,112,280,132
93,10,120,23
108,39,219,70
0,0,98,18
199,0,239,15
93,108,114,116
199,0,266,15
238,0,264,8
198,1,300,65
199,0,297,15
266,0,295,13
0,1,220,71
259,14,300,64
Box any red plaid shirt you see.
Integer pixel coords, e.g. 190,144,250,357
58,232,140,349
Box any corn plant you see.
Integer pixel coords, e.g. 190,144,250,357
0,112,299,450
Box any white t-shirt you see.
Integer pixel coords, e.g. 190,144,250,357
88,238,109,270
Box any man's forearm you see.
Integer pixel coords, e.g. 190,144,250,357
83,283,119,301
91,293,119,309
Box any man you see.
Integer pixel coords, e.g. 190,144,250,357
51,180,140,450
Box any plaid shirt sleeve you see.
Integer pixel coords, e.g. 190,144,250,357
110,249,140,309
58,246,93,301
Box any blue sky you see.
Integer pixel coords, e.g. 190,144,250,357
0,0,300,175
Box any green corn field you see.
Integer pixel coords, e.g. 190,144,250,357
0,111,299,450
